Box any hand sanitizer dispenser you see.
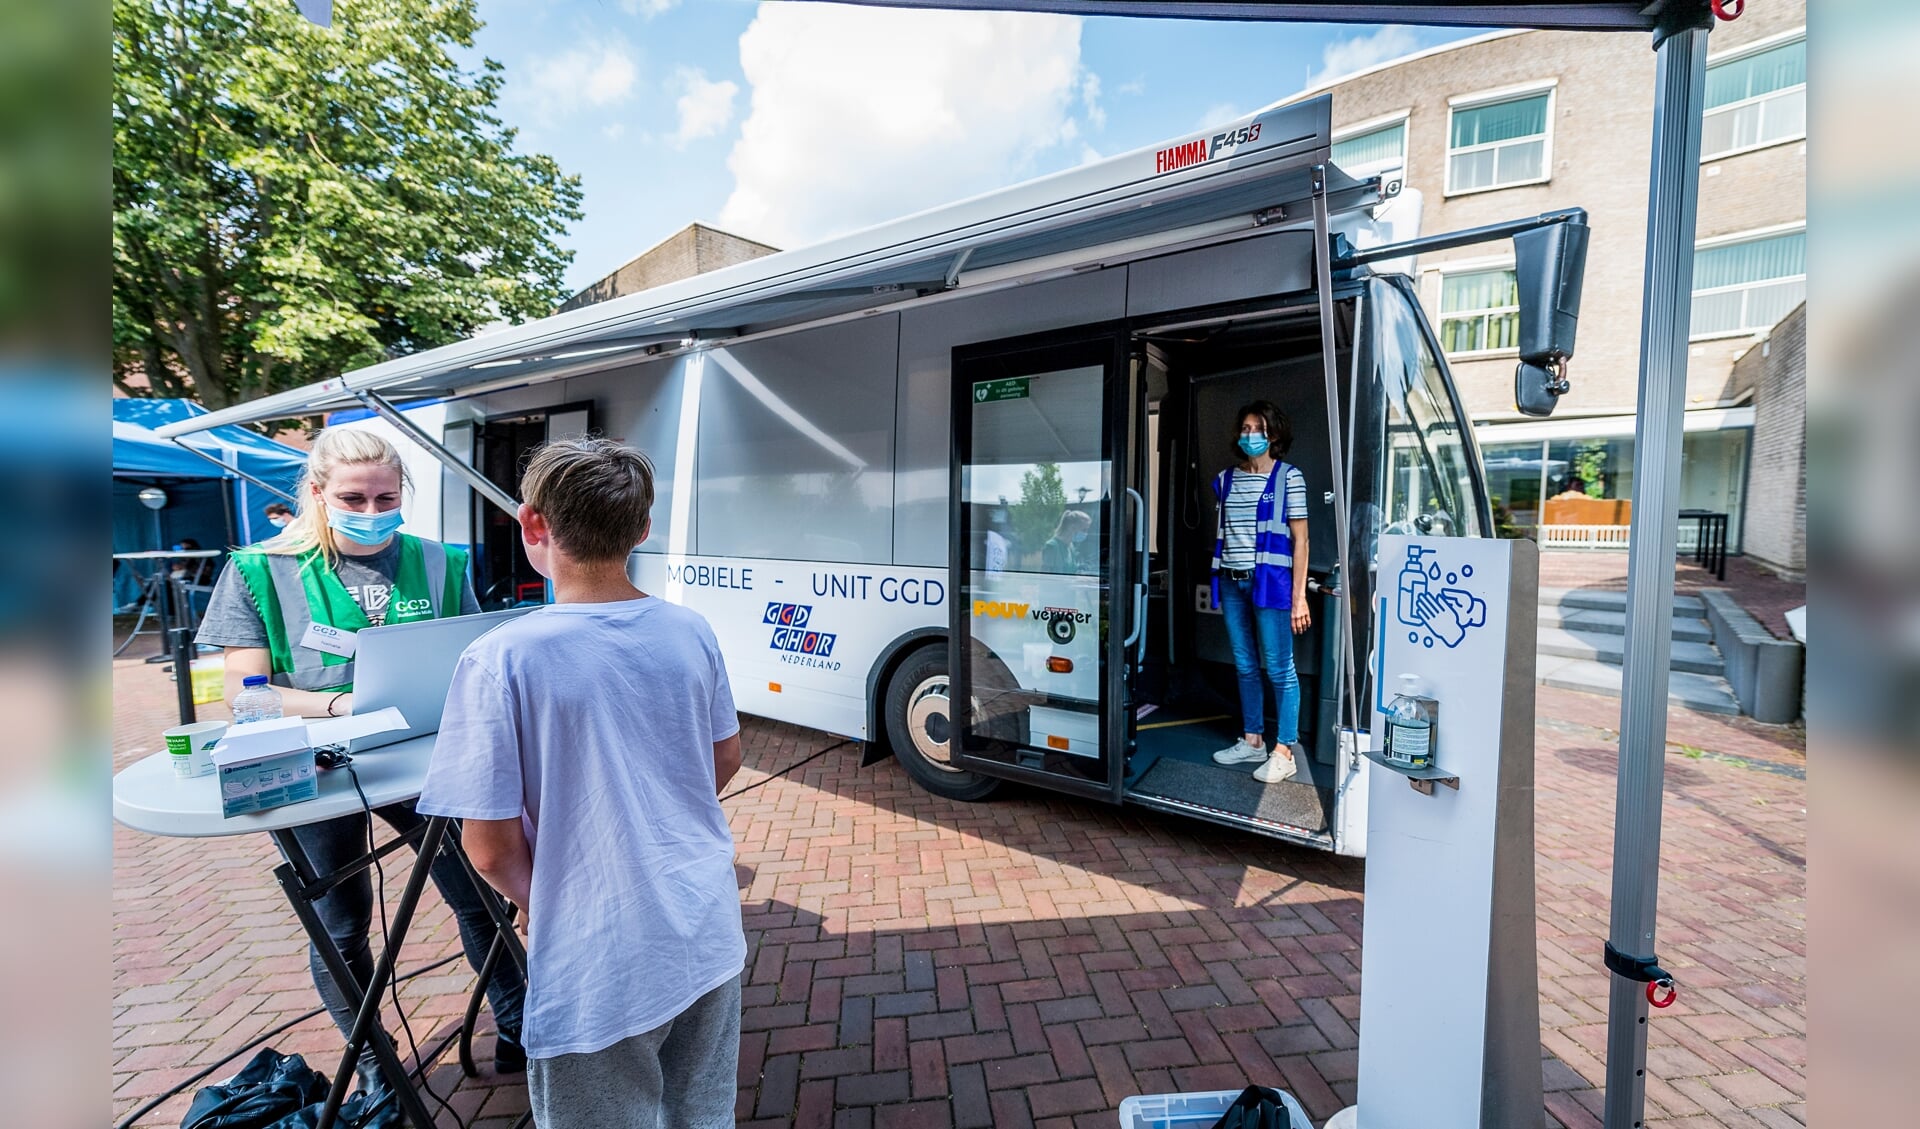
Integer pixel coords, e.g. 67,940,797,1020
1383,675,1436,771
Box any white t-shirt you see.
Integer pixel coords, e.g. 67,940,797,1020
417,597,744,1059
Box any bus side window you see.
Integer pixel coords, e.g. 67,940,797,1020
1371,279,1484,540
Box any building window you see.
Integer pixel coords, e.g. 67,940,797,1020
1447,91,1550,193
1438,268,1519,355
1691,228,1805,339
1703,36,1805,160
1333,118,1407,175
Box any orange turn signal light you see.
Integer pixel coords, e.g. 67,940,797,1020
1046,657,1074,673
769,682,782,693
1046,734,1070,751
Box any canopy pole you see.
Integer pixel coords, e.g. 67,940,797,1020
165,439,299,503
1604,12,1710,1128
1310,165,1362,749
351,390,522,520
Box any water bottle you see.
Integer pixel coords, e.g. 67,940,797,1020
232,674,285,725
1384,674,1435,770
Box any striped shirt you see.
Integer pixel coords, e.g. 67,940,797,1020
1219,466,1308,569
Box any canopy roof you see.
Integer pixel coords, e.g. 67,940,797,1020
112,399,307,483
823,0,1662,31
159,95,1377,437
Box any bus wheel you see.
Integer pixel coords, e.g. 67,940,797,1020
885,645,1001,802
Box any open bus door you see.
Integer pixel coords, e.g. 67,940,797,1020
949,329,1138,803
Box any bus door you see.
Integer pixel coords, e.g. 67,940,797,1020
950,330,1137,802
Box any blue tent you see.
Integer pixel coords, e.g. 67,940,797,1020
111,399,307,561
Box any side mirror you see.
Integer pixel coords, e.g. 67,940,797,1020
1511,215,1590,417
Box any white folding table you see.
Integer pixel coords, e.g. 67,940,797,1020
113,735,528,1129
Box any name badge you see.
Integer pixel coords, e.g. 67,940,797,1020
299,622,358,658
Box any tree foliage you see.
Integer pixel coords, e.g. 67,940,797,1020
113,0,583,411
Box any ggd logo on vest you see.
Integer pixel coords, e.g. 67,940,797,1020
391,597,434,619
764,603,840,670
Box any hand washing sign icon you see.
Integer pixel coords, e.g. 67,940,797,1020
1395,545,1488,649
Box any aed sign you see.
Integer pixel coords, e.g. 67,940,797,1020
972,378,1029,404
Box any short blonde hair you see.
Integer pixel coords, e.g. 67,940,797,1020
520,437,655,562
258,428,411,563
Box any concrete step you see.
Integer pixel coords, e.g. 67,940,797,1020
1540,587,1707,617
1536,626,1724,676
1539,604,1713,643
1534,655,1741,716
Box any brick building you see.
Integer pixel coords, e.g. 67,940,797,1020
1732,302,1805,577
560,222,778,313
1289,4,1805,553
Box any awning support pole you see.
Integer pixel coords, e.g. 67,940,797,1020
166,439,300,504
1604,12,1711,1129
351,389,522,520
1310,165,1362,747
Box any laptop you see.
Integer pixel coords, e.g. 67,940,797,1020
346,607,535,753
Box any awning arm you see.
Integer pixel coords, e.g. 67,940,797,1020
352,390,521,520
1334,208,1588,269
167,439,300,503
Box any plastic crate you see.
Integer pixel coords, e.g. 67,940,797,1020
1117,1088,1312,1129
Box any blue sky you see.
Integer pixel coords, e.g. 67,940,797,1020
463,2,1479,295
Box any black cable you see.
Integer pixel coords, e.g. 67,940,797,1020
719,739,853,803
349,764,469,1129
110,953,466,1129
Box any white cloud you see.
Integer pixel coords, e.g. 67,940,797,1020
622,0,679,16
603,122,627,141
718,4,1084,248
1116,77,1146,97
670,67,740,148
1194,102,1243,133
1080,73,1105,131
515,42,639,122
1308,25,1421,88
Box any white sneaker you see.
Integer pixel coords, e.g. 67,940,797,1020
1212,739,1268,765
1252,749,1299,783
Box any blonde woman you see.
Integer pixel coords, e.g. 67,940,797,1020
196,428,527,1087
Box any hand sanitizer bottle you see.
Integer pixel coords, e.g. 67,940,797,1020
1384,674,1435,771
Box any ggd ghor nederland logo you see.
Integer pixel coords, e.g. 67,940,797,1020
764,603,837,657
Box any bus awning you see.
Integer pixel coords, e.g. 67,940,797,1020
824,1,1659,32
158,94,1372,437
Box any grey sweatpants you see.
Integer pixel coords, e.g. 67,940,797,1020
528,973,742,1129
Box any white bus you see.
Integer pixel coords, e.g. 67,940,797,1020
164,94,1588,855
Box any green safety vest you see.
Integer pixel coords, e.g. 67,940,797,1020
229,534,467,692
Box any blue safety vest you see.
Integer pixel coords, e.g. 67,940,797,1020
1210,463,1298,610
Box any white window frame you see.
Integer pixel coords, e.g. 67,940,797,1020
1332,109,1412,179
1689,222,1807,342
1701,28,1807,163
1444,80,1556,197
1431,257,1521,358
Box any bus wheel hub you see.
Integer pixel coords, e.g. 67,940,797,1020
906,676,958,771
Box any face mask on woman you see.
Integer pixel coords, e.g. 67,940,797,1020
1072,531,1088,544
326,505,405,546
1238,434,1270,458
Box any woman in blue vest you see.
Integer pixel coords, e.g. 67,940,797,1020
1208,400,1311,783
197,428,527,1087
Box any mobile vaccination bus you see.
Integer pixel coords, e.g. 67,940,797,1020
162,94,1589,855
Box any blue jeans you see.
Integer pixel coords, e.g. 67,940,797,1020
1217,575,1301,745
288,801,526,1046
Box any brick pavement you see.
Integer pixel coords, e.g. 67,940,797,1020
112,636,1803,1128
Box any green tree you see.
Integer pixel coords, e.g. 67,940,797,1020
1010,462,1068,560
113,0,583,412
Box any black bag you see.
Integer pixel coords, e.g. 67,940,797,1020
1208,1085,1296,1129
180,1048,398,1129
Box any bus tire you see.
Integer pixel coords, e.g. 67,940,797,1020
884,644,1002,803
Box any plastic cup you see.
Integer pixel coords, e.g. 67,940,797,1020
163,720,226,779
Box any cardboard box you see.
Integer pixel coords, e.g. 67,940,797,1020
212,717,318,818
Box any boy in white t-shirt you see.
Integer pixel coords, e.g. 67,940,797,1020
418,437,744,1129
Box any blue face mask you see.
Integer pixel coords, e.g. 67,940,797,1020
1072,531,1088,544
1239,434,1270,458
327,504,405,546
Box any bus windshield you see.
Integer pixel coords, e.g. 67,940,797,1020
1371,277,1485,540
